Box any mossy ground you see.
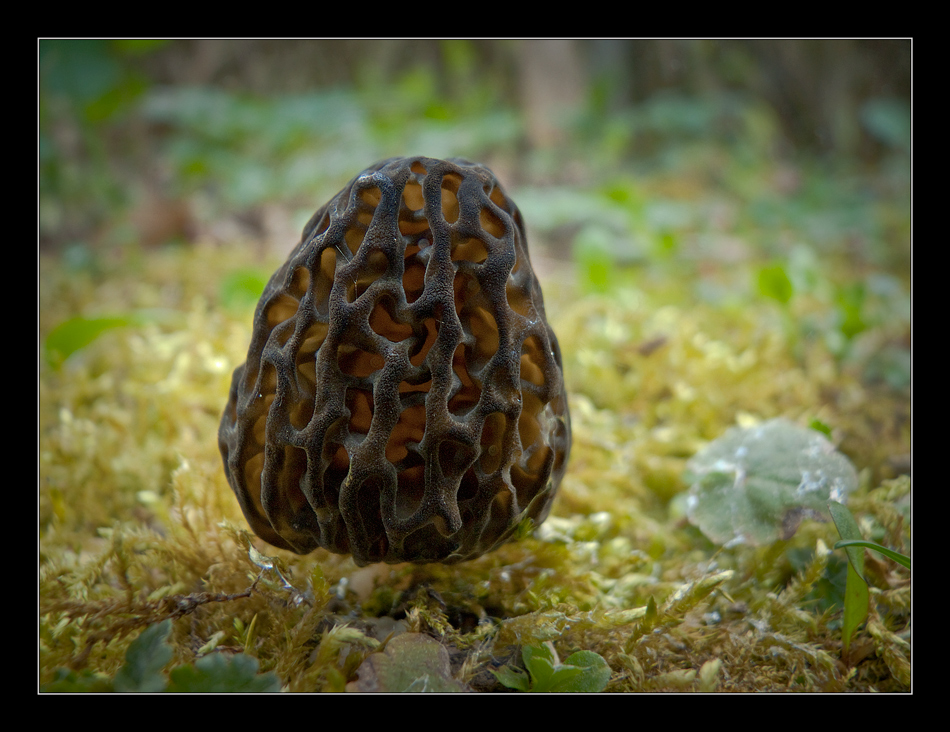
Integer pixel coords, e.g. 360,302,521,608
39,221,910,691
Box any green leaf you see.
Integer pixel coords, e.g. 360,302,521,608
841,558,869,657
497,643,611,693
491,664,532,692
219,268,270,312
757,264,794,305
828,501,870,656
835,282,868,341
535,664,586,692
833,539,909,569
828,502,866,578
808,418,833,438
573,224,617,294
113,620,173,692
44,315,136,367
554,651,612,693
44,310,177,367
685,419,859,546
166,653,281,693
521,643,558,690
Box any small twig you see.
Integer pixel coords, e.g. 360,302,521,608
63,573,264,670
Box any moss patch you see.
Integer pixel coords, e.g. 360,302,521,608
40,239,909,692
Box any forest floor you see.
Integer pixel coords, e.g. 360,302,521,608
39,84,910,691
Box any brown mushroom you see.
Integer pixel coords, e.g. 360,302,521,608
219,156,570,565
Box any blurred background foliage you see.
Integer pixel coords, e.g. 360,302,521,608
39,38,911,384
39,39,909,259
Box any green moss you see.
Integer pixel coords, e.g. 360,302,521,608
39,239,909,693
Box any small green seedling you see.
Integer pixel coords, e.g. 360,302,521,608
492,641,611,693
827,500,910,661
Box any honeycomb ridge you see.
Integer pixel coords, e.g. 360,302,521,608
219,156,570,565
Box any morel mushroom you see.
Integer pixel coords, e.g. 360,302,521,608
219,156,570,565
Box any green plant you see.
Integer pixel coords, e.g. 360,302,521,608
684,419,859,546
827,500,910,660
757,262,794,306
41,620,282,693
492,642,611,693
39,40,167,242
43,309,179,368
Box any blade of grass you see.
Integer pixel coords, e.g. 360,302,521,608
827,501,869,660
833,539,909,569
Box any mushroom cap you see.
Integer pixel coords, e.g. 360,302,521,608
219,156,570,565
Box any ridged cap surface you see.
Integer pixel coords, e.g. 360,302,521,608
219,156,570,565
